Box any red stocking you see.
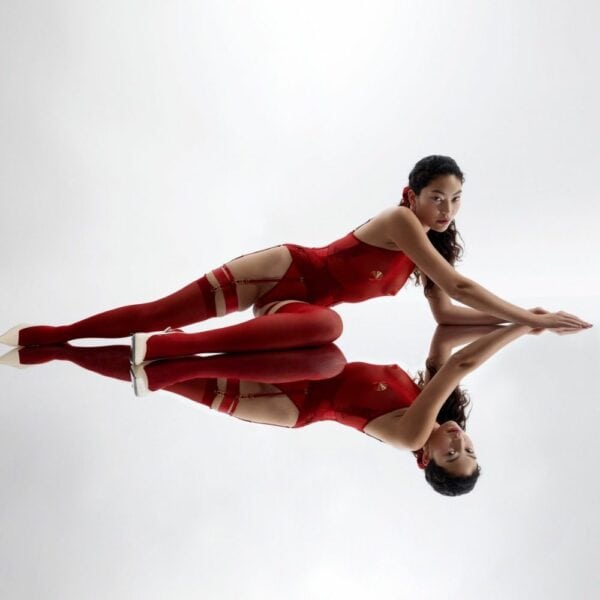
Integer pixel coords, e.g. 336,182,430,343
139,344,346,391
14,267,236,346
140,302,343,362
17,344,133,381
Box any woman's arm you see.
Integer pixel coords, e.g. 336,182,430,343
380,323,533,450
424,277,507,325
388,208,591,329
424,324,502,382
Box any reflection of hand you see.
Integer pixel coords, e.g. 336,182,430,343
528,307,592,330
429,324,502,367
527,327,544,336
527,307,546,335
433,324,501,343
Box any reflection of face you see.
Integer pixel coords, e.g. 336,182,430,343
409,174,462,232
423,421,478,477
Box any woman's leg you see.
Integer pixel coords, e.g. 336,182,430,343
133,301,343,364
4,344,306,428
162,378,306,428
133,344,346,391
14,344,133,381
2,246,295,346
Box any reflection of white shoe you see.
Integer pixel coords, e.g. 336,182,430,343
130,364,149,396
0,348,30,369
131,333,152,366
130,327,182,366
0,323,31,346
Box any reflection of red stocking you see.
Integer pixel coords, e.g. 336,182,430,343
159,378,307,423
17,344,132,382
138,344,346,392
12,269,236,346
139,302,343,362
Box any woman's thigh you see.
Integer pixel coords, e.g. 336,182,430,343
208,245,294,312
212,380,300,427
253,299,308,317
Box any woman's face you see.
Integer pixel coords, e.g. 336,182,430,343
408,174,462,232
423,420,478,477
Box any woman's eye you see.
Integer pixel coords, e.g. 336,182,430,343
432,196,460,203
466,449,474,454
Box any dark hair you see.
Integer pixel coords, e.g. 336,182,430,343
424,460,481,496
399,155,466,296
413,359,481,496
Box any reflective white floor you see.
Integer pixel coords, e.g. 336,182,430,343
0,297,598,600
1,1,599,597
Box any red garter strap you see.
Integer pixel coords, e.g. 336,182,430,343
198,379,219,408
216,379,241,414
195,275,218,318
212,265,239,312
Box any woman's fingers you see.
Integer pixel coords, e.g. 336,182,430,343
557,311,592,327
527,307,592,328
551,326,586,336
559,312,592,328
541,312,592,329
555,312,592,328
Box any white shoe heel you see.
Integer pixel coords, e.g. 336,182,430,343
131,333,153,366
0,323,32,346
130,364,150,396
0,348,31,369
130,327,182,366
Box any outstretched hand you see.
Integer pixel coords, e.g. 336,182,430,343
528,307,592,334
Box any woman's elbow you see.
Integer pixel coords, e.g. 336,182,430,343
430,307,454,325
448,277,475,303
434,312,454,325
448,352,479,371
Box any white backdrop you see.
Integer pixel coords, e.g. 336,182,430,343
1,1,599,599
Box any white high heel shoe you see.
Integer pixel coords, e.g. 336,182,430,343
0,348,30,369
0,323,32,346
130,364,150,396
130,327,183,366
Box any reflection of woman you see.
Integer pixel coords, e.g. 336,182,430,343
142,324,539,496
142,322,539,496
133,322,541,496
1,155,590,358
5,324,539,497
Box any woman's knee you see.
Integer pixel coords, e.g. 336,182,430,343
302,308,343,344
274,302,343,343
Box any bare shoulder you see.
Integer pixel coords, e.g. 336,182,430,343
364,355,467,451
370,205,416,224
388,205,425,230
360,205,403,227
353,206,410,248
378,205,429,252
363,408,414,449
354,205,429,253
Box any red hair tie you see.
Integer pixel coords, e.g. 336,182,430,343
402,185,411,206
414,448,426,470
